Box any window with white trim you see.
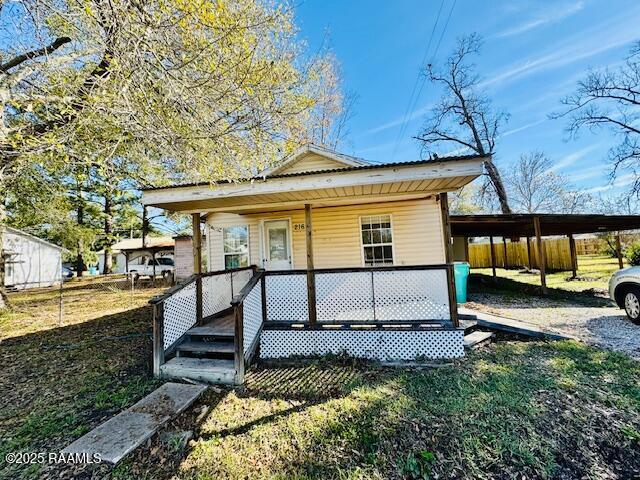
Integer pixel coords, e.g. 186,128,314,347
223,226,249,269
361,215,394,266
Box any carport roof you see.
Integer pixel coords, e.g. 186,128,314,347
451,213,640,237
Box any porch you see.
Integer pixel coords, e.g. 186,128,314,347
142,147,487,384
151,263,462,384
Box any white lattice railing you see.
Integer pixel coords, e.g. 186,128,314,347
240,278,263,356
264,273,309,322
264,266,453,325
151,266,256,376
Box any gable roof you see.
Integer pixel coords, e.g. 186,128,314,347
3,226,63,251
142,152,486,192
261,144,368,176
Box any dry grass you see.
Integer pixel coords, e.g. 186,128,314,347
0,281,164,479
0,277,164,340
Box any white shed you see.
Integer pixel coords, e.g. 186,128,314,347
3,227,63,289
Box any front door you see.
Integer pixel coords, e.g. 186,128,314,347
263,220,292,270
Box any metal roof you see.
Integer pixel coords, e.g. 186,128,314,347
111,236,175,251
141,153,488,192
451,214,640,237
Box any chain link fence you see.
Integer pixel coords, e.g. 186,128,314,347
5,274,174,326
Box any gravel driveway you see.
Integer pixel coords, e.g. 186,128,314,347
466,292,640,358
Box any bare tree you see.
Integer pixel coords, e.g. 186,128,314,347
304,54,357,150
505,151,592,213
416,34,512,213
553,41,640,193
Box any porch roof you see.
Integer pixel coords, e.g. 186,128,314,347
142,154,487,214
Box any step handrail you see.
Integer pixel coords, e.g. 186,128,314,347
230,270,266,384
151,266,257,377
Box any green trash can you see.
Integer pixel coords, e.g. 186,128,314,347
453,262,470,303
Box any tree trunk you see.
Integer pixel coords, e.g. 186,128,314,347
484,159,511,214
142,205,149,248
76,184,86,277
102,189,114,275
0,202,8,310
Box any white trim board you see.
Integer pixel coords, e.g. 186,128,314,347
142,158,484,209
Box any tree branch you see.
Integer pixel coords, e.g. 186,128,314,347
0,37,72,74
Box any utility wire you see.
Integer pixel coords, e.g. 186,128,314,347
390,0,445,163
390,0,457,162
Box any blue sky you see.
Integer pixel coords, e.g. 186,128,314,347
295,0,640,196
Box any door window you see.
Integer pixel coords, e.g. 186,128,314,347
268,227,288,261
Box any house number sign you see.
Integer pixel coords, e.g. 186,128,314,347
293,223,306,232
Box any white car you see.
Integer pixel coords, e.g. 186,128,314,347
128,257,175,279
609,267,640,323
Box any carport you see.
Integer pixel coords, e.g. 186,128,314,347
451,214,640,294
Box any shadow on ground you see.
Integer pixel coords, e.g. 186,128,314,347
115,344,640,480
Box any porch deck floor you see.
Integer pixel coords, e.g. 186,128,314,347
189,313,234,337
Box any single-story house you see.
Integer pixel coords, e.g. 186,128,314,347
2,226,63,289
142,144,485,384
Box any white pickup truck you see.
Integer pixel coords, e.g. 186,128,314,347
128,257,175,279
609,266,640,323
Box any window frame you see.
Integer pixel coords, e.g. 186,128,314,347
358,214,395,267
222,225,250,270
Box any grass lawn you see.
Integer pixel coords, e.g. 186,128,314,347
0,280,164,480
1,282,639,479
473,254,624,294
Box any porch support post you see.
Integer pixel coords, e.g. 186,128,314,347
615,233,624,269
305,204,317,327
124,251,129,273
152,250,156,279
463,237,470,262
192,213,203,325
526,237,532,270
439,193,458,327
502,238,508,269
489,236,497,279
568,234,577,278
533,216,547,295
152,302,164,376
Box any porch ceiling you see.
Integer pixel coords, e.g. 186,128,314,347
142,156,485,213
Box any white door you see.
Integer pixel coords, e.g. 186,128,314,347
263,220,292,270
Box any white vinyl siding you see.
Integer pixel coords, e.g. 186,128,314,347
276,153,352,175
206,198,445,270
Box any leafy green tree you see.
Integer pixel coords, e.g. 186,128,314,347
1,0,345,307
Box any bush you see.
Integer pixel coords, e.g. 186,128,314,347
625,243,640,266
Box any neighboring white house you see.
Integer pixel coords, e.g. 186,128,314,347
3,227,63,289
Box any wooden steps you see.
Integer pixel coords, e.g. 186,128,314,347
161,314,237,384
176,340,234,355
160,357,236,385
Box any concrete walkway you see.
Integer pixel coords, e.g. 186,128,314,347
63,382,207,464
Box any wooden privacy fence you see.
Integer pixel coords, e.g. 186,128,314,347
469,238,573,271
575,238,604,255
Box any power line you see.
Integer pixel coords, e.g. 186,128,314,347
431,0,457,63
390,0,457,162
390,0,445,163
